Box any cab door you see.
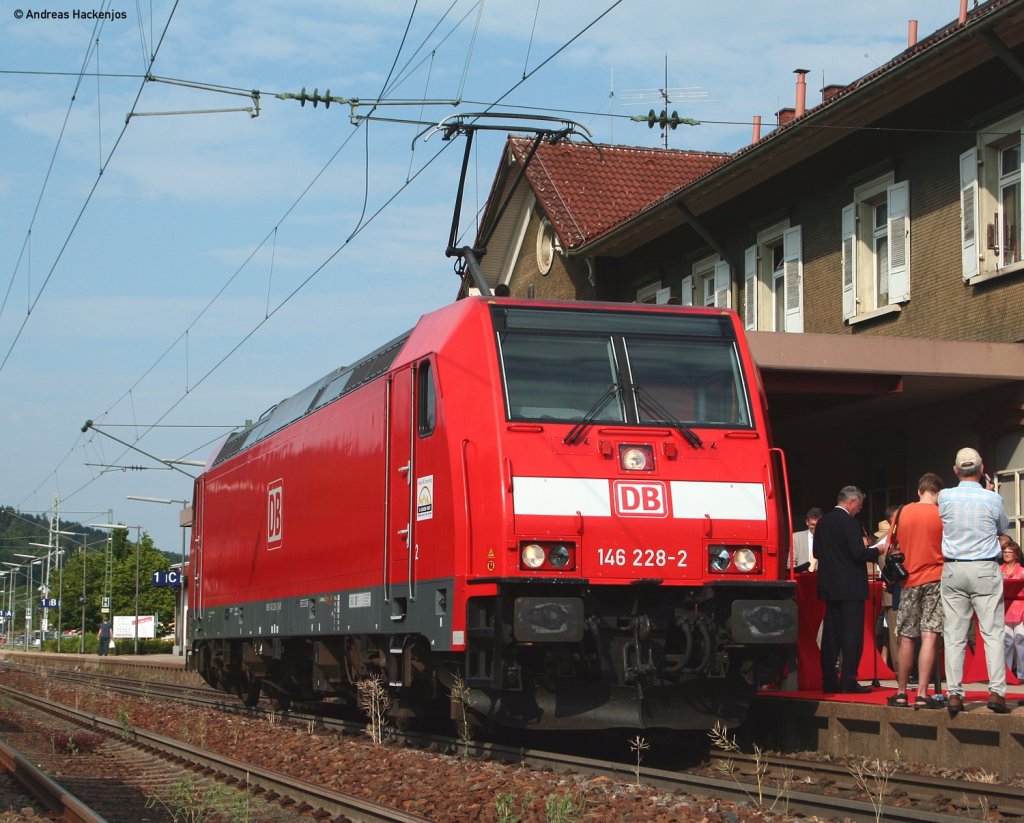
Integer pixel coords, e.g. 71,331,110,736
384,359,441,622
385,366,415,617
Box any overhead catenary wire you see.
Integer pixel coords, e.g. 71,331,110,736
0,17,113,326
0,0,184,377
27,1,630,513
347,0,420,243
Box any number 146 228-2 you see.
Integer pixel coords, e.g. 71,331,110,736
597,548,688,568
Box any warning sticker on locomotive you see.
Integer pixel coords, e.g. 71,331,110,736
267,479,283,550
416,475,434,521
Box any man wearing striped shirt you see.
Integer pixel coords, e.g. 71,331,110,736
939,447,1010,715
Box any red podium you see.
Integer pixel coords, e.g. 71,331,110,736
794,574,1024,690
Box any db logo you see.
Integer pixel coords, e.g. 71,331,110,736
612,480,668,517
267,479,284,550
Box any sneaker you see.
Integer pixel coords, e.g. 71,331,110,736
988,691,1011,714
948,693,964,716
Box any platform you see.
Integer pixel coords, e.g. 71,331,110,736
748,683,1024,776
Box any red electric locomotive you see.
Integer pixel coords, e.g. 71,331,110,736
187,297,797,730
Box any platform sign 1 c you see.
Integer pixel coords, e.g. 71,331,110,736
152,570,182,588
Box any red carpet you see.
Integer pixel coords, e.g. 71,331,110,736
771,687,1024,705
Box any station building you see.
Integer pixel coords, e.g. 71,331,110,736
467,0,1024,538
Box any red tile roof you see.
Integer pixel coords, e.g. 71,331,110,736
508,138,728,250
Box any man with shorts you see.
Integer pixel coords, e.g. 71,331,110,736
887,473,944,709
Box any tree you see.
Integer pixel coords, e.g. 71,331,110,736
56,530,176,639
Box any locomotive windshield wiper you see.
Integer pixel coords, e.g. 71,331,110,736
632,384,703,449
563,384,619,446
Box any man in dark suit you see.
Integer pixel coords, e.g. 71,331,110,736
816,485,887,693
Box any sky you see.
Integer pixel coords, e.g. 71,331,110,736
0,0,962,553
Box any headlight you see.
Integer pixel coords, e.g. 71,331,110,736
709,547,731,572
548,544,571,568
518,541,576,571
619,444,654,471
521,543,546,569
733,548,757,572
707,545,761,574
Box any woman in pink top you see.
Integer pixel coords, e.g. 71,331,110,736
1001,535,1024,679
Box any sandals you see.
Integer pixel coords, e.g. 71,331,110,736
888,692,944,709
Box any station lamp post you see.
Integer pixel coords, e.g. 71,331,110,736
0,570,8,643
11,556,43,650
87,523,143,654
126,495,191,656
29,541,68,652
0,565,22,645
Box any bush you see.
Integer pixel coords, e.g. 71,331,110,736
41,635,174,655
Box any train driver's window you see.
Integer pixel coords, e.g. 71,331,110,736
627,337,750,427
499,332,622,422
418,360,436,437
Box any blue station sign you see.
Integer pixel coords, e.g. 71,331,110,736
152,570,182,588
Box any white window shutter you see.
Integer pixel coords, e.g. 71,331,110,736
743,245,757,331
783,226,803,333
841,203,856,320
655,286,671,305
713,259,731,308
1020,129,1024,264
960,147,979,280
680,275,694,306
887,181,910,303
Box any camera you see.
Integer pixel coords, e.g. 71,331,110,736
880,550,908,587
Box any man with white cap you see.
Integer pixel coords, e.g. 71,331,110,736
939,446,1010,715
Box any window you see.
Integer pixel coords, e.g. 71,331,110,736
536,218,556,275
961,114,1024,282
743,224,802,333
995,430,1024,545
417,360,436,437
841,174,909,322
684,255,729,310
769,240,785,332
492,306,751,428
636,282,671,304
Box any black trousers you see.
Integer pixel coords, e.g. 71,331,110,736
820,599,866,690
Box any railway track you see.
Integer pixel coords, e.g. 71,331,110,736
6,656,1024,822
0,734,105,822
0,681,431,823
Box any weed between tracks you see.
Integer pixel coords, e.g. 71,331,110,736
449,671,473,758
356,674,392,745
494,788,589,823
708,721,793,814
847,751,900,823
47,728,103,756
145,774,265,823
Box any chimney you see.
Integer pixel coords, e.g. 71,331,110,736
959,0,968,25
908,19,918,46
794,69,810,117
821,84,846,103
776,107,796,127
752,115,762,143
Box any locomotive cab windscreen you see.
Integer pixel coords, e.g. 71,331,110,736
492,305,752,430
